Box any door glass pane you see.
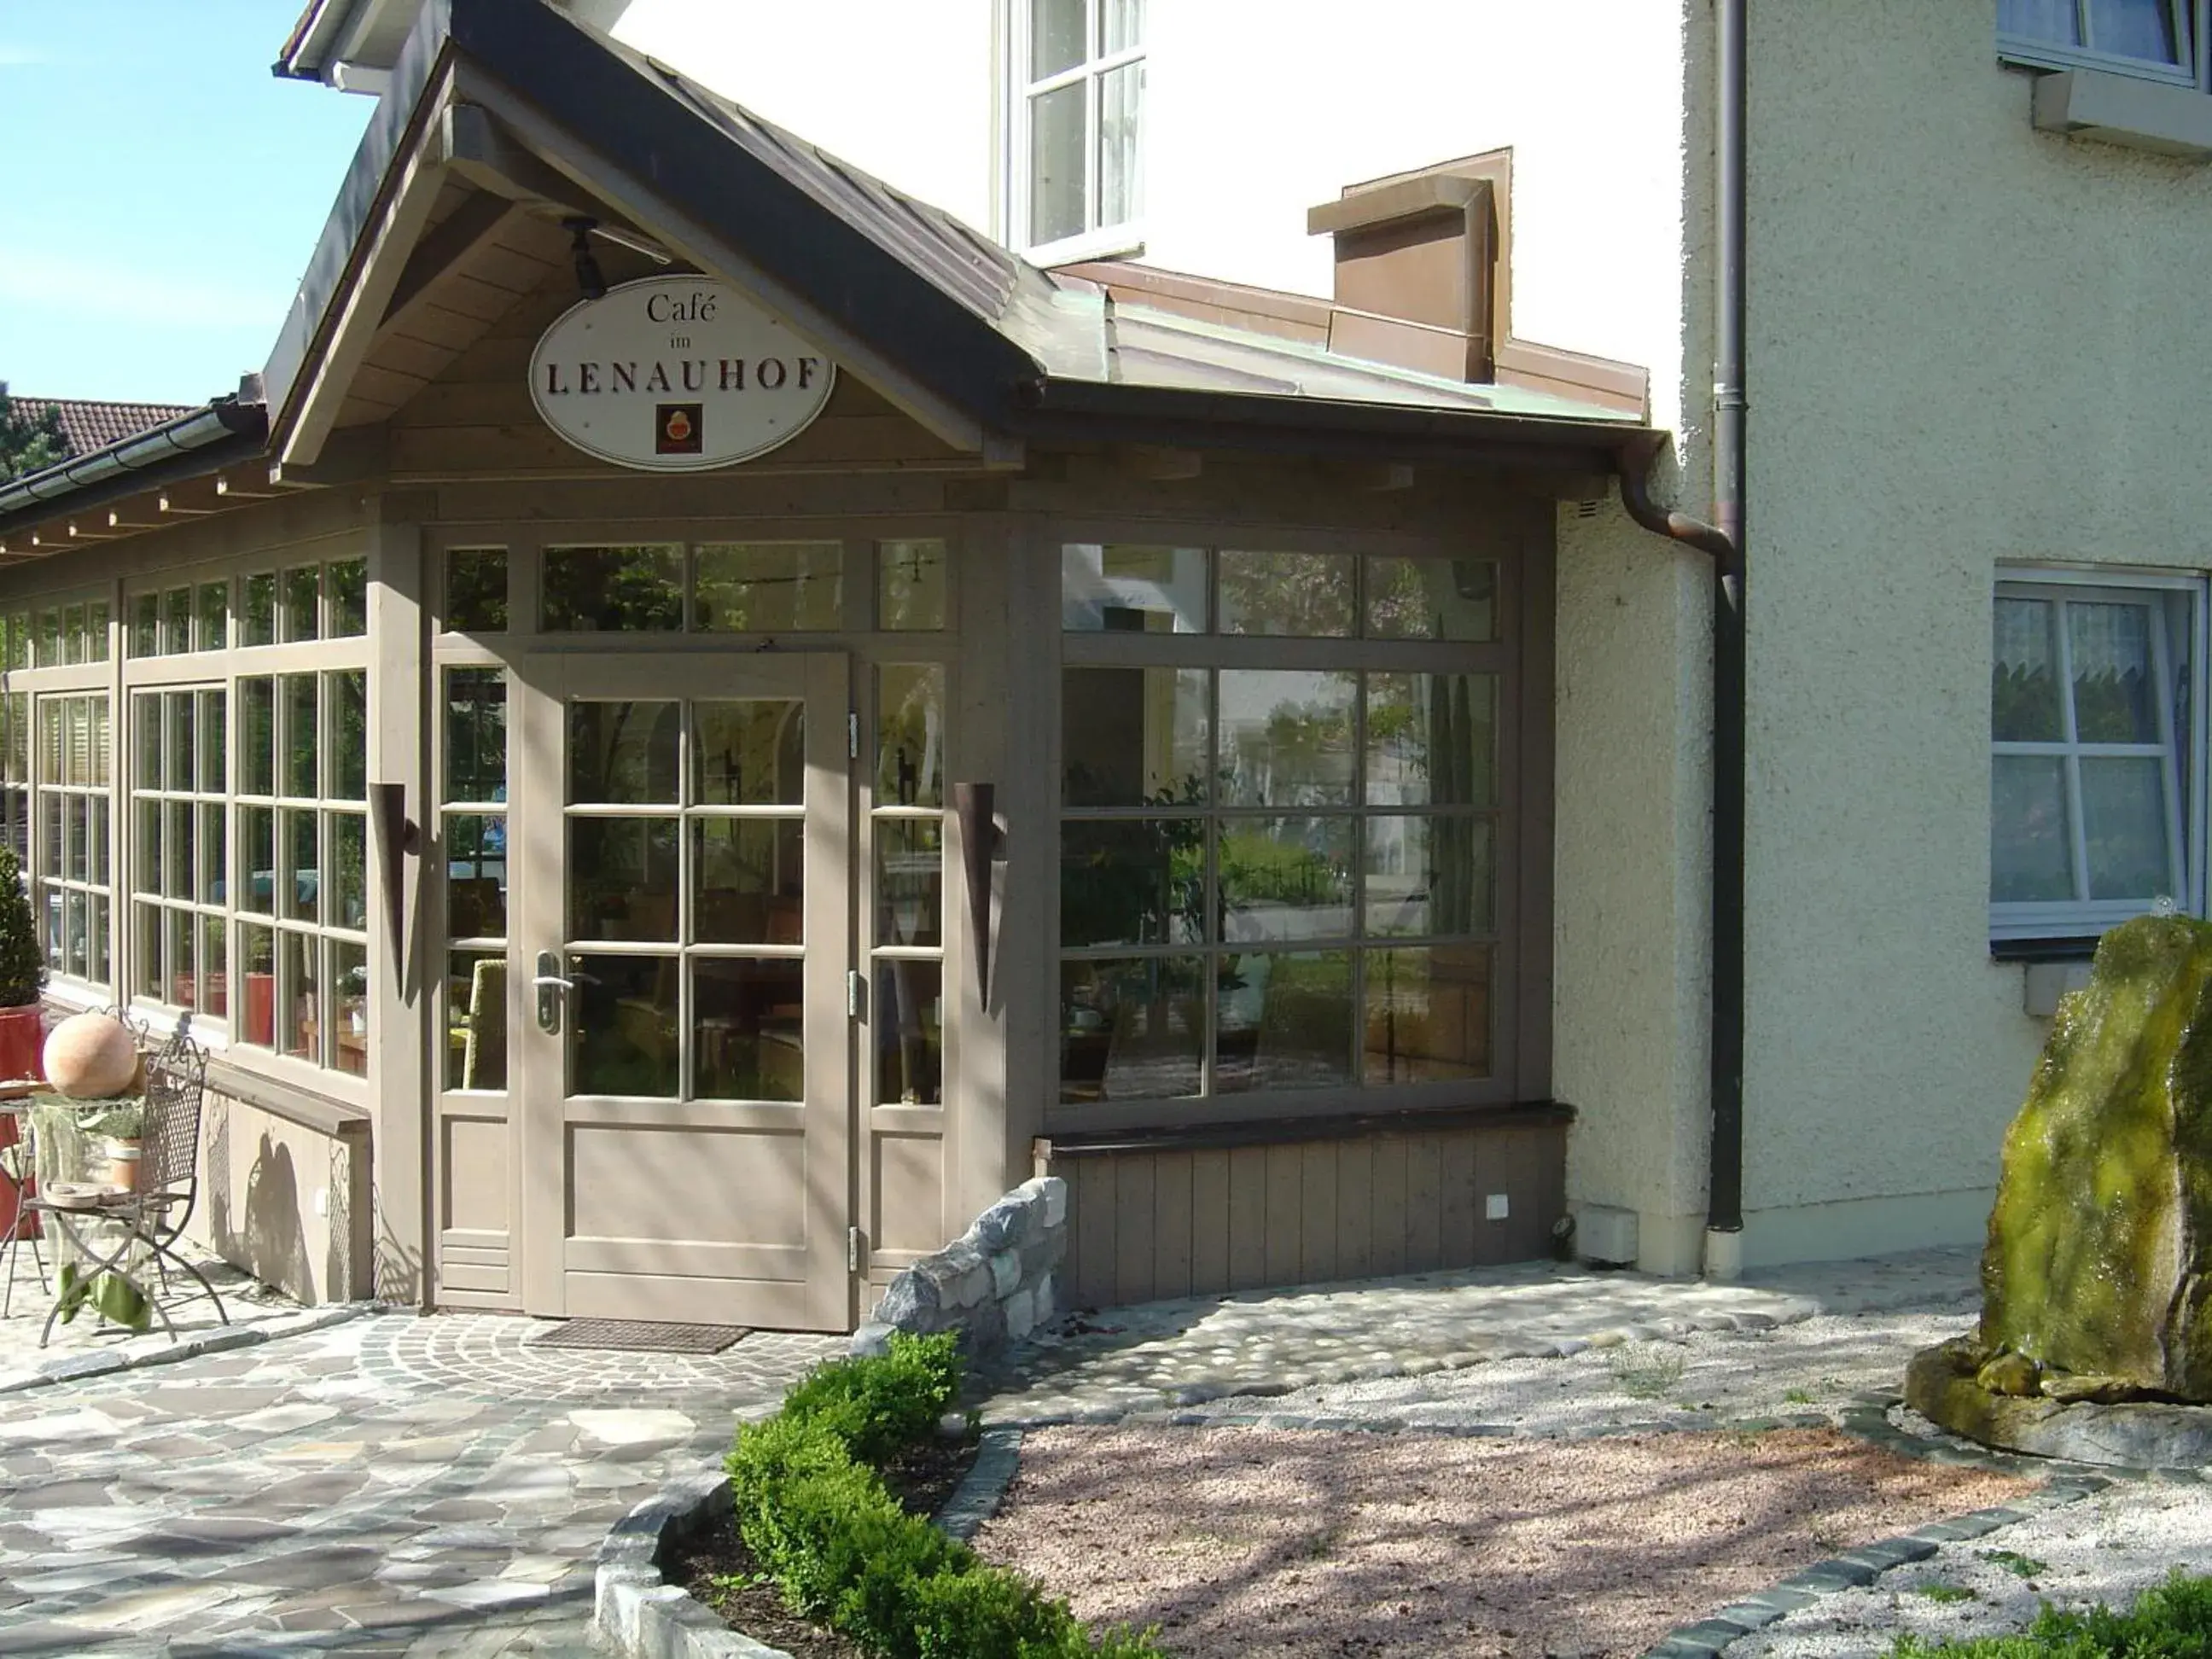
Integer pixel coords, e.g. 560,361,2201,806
695,958,806,1101
448,950,509,1090
879,540,947,631
1367,556,1497,642
543,544,682,632
445,669,508,802
1059,956,1203,1103
696,818,804,944
2068,600,2158,742
1062,544,1205,632
2081,755,2173,899
282,675,317,798
2087,0,2181,61
1215,950,1353,1093
876,958,942,1105
1365,815,1493,938
1218,817,1355,943
879,666,944,809
282,808,318,923
1991,754,2075,903
874,819,941,948
1031,0,1085,75
1029,80,1086,244
572,953,678,1097
282,567,321,642
447,548,509,632
1063,667,1208,806
696,701,804,806
1365,945,1491,1083
1098,61,1144,226
1060,818,1203,947
695,542,843,632
569,819,678,940
330,940,369,1076
1366,672,1496,807
569,701,679,804
446,815,509,939
1219,670,1357,807
1219,550,1353,637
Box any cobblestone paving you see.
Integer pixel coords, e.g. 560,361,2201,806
0,1312,841,1656
969,1252,1988,1426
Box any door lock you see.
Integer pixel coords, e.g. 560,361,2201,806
533,950,573,1034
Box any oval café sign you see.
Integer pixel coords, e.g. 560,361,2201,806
528,276,835,472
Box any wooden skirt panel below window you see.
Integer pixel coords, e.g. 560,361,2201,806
1043,1107,1567,1309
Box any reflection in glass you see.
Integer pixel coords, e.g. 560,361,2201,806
242,808,275,915
445,814,508,939
242,678,275,797
2081,756,2172,899
694,958,806,1100
1059,956,1203,1103
1061,544,1205,632
132,903,158,998
447,548,509,632
1218,550,1353,637
1099,60,1144,225
571,953,678,1097
282,809,318,923
1366,556,1496,642
199,689,225,789
34,610,55,667
198,804,226,905
875,819,941,948
329,559,368,638
85,600,109,663
162,589,191,655
696,542,843,632
1062,667,1208,806
569,701,678,804
569,818,679,940
1366,946,1491,1083
329,670,368,800
130,594,160,658
876,958,941,1104
1365,673,1495,807
1218,817,1354,943
696,701,804,806
166,691,195,791
282,674,317,798
448,950,509,1090
1028,80,1085,245
164,803,193,899
1991,754,2074,903
445,668,507,802
332,812,368,931
1059,818,1202,947
1215,950,1353,1093
239,925,276,1047
1993,597,2062,742
245,573,277,646
879,540,947,631
1031,0,1084,75
88,894,108,986
543,544,682,632
2069,601,2158,742
330,940,369,1076
1363,815,1494,938
132,693,160,790
282,932,316,1061
282,567,320,642
167,909,195,1008
201,914,227,1020
196,582,228,650
695,818,803,944
60,605,81,666
878,666,943,808
1218,670,1355,807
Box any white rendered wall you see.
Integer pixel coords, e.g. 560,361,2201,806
1737,1,2212,1264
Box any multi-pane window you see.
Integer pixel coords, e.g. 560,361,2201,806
1990,578,2200,938
36,695,111,987
443,667,509,1091
131,689,227,1019
1057,544,1501,1108
2000,0,2197,84
1013,0,1144,253
873,665,946,1104
235,671,370,1074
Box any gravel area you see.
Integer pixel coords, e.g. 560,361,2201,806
974,1424,2035,1658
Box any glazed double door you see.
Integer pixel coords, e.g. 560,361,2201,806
512,653,853,1329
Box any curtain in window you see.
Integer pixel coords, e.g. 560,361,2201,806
2001,0,2082,45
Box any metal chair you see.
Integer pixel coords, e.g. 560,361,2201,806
33,1016,227,1345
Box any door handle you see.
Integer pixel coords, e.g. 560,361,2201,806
533,951,571,1034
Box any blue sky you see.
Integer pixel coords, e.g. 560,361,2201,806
0,3,374,406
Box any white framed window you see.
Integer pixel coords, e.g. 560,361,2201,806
1999,0,2201,87
1005,0,1146,262
1991,572,2206,940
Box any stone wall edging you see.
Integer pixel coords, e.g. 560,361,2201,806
853,1175,1068,1358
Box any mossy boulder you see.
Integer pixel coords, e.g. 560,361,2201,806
1977,914,2212,1401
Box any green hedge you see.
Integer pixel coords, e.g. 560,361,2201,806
727,1332,1165,1659
1889,1571,2212,1656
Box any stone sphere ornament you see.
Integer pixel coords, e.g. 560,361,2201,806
42,1012,139,1100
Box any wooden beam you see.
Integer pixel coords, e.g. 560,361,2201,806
379,192,516,334
66,522,117,543
269,427,387,489
216,470,284,501
158,485,219,516
439,102,667,255
1116,445,1204,481
108,504,160,532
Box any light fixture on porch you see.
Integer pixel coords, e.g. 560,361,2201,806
564,216,608,301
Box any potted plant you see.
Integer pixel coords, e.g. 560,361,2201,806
79,1100,143,1194
0,847,44,1083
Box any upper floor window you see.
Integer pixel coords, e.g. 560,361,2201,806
1010,0,1145,259
2000,0,2197,84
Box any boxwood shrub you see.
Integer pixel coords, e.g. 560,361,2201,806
727,1333,1163,1658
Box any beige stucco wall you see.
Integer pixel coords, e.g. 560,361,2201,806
187,1090,373,1307
1734,2,2212,1264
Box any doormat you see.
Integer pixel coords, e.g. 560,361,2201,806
526,1319,748,1354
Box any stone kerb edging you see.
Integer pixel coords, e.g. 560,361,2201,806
0,1299,372,1395
852,1176,1067,1359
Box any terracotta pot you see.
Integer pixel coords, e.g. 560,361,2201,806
98,1138,140,1196
0,1004,44,1085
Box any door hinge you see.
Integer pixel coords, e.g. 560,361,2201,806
847,1225,864,1273
847,969,865,1020
847,710,859,761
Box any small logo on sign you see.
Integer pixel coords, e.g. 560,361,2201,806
655,403,702,455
